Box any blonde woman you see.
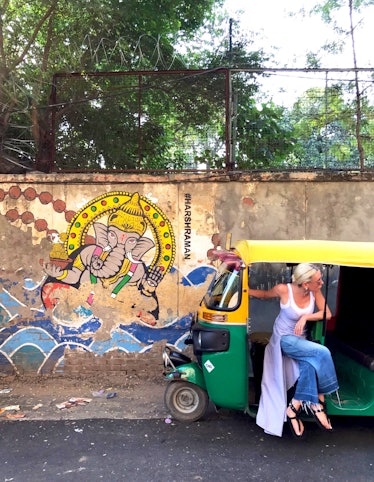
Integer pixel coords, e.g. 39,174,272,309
249,263,338,438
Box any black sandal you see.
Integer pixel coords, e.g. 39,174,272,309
318,398,326,409
310,403,333,432
287,401,304,439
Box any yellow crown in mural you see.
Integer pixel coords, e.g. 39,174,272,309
108,193,146,236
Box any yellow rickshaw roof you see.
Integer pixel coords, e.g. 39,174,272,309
234,240,374,267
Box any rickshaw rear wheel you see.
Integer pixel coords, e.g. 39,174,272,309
164,381,209,422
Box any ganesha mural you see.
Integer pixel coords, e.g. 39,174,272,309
0,186,215,375
42,191,175,328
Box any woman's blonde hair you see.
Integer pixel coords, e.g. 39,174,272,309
292,263,319,286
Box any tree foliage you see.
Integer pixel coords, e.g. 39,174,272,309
51,11,272,172
0,0,219,171
289,86,356,167
2,1,372,173
311,0,374,168
234,97,294,169
285,83,374,169
54,69,230,171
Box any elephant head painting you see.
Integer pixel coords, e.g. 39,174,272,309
42,192,175,326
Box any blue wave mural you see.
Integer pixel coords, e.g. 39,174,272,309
0,265,216,375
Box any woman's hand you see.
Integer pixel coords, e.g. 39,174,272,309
294,315,307,336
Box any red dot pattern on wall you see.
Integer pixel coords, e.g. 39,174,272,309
0,186,76,233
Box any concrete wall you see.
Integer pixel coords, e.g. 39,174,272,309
1,171,374,377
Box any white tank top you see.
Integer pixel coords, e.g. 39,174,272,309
273,283,315,336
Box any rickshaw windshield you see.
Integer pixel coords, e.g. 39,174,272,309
204,262,241,310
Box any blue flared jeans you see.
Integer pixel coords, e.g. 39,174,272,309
280,335,339,404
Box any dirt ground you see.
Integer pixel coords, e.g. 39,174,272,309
0,374,168,422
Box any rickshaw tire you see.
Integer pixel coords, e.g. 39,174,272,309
164,381,209,422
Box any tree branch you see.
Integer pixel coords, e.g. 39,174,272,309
10,0,58,69
42,11,55,73
0,0,10,67
349,0,365,170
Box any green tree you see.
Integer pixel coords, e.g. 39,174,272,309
288,85,374,168
176,15,286,170
234,98,295,169
53,10,270,172
0,0,218,172
312,0,374,169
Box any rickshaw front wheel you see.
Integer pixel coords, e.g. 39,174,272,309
164,381,209,422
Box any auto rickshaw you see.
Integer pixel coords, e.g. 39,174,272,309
163,239,374,422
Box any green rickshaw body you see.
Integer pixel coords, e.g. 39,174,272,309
196,323,248,411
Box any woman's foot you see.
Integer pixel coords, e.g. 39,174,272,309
286,400,304,438
310,403,333,431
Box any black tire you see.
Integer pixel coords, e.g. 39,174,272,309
164,381,209,422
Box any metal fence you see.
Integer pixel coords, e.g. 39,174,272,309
50,68,374,172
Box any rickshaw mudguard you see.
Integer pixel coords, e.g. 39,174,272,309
165,362,207,390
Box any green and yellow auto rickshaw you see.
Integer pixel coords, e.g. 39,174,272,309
163,239,374,422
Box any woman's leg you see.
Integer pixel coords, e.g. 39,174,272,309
295,362,333,430
281,335,339,397
281,336,336,430
293,360,319,403
286,399,304,437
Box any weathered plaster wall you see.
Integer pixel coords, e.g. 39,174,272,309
1,171,374,376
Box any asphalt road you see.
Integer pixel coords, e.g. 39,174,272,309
0,412,373,482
